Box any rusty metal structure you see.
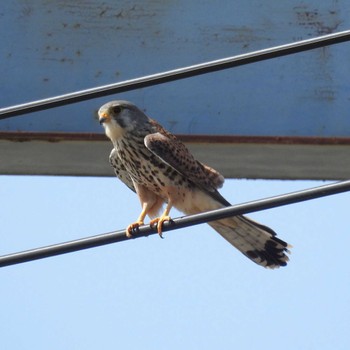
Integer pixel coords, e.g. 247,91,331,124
1,1,350,179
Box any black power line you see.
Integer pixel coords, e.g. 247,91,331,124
1,180,350,268
1,30,350,119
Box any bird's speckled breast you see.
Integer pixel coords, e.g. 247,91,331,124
115,135,193,202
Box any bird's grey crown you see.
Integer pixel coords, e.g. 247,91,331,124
101,100,143,116
100,100,150,131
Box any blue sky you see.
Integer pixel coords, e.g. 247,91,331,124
1,176,349,349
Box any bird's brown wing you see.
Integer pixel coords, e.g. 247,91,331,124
144,131,230,206
109,148,136,193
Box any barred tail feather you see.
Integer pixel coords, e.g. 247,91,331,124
209,215,291,268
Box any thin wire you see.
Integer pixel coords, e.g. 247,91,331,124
1,180,350,268
1,30,350,119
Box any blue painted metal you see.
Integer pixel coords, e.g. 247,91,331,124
1,1,350,137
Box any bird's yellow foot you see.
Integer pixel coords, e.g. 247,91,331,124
150,216,172,238
126,221,144,238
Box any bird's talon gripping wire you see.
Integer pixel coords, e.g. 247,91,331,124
150,216,172,238
126,222,144,238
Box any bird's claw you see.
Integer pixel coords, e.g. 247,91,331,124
126,221,144,238
150,216,172,238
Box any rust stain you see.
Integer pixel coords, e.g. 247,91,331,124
294,5,342,35
313,88,336,102
0,132,107,143
179,135,350,146
1,132,350,146
200,25,268,50
293,5,341,102
21,6,32,17
99,8,108,17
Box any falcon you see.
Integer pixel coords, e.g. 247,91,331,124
98,100,291,268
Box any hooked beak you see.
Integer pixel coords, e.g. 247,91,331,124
99,112,111,125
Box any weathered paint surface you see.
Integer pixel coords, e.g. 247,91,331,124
1,1,350,137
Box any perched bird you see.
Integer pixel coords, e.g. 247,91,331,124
98,100,291,268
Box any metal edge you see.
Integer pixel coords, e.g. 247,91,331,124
1,131,350,145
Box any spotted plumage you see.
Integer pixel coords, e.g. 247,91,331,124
99,100,291,268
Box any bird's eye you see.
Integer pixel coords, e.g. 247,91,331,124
112,105,122,114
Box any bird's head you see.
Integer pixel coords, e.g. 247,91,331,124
98,100,148,142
